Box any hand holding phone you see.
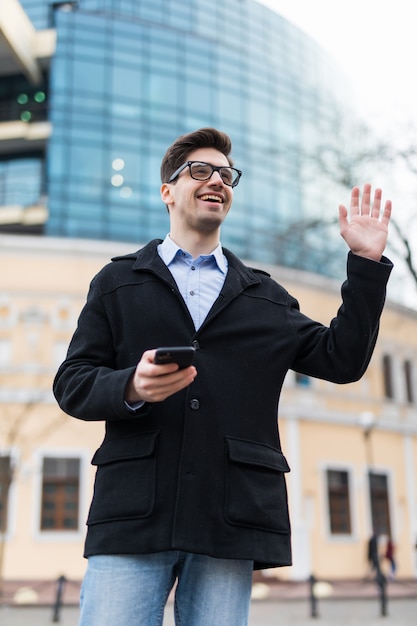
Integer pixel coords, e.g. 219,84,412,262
154,346,195,369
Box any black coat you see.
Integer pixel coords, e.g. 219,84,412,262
53,240,393,569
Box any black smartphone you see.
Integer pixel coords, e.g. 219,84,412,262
154,346,195,369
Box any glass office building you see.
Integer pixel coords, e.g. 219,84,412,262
2,0,349,274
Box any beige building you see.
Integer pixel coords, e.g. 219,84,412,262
1,233,417,586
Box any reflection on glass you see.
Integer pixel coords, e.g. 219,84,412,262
112,158,125,171
111,174,124,187
45,2,349,278
120,187,132,198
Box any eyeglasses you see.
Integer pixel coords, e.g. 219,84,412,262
167,161,242,188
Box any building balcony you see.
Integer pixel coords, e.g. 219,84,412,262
0,119,51,154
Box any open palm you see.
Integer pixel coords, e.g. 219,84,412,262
339,184,391,261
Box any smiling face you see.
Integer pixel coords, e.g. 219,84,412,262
160,147,234,238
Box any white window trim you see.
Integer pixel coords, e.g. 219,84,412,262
363,464,396,540
0,446,19,541
320,461,358,543
32,447,91,543
401,353,417,406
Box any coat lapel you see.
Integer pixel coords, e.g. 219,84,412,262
113,240,263,331
198,248,261,328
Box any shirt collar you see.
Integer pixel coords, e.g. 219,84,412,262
158,234,227,274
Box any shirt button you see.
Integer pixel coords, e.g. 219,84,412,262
190,290,195,296
191,266,195,270
190,399,200,410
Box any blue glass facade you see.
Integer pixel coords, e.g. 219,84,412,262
0,157,43,207
17,0,346,273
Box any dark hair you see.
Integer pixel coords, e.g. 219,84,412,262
160,128,234,183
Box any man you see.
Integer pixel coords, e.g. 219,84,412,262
53,128,392,626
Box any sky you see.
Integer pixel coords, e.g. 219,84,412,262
257,0,416,128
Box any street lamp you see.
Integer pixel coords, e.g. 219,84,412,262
359,411,376,536
359,411,376,469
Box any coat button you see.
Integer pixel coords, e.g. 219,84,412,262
192,340,200,350
190,399,200,410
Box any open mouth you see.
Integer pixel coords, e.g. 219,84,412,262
198,194,224,204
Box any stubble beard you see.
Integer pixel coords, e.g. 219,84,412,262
186,210,225,235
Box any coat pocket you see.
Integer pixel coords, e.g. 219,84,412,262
224,436,291,534
87,431,158,525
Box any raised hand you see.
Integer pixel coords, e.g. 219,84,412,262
338,184,391,261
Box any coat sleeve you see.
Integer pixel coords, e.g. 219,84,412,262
289,252,393,383
53,273,149,422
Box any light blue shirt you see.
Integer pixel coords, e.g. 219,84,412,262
125,236,227,411
158,234,228,330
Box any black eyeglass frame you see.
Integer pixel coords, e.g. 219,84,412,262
167,161,242,188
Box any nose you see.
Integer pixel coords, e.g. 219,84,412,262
208,170,224,186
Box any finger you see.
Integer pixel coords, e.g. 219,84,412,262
148,368,197,400
151,365,196,386
350,186,360,216
137,367,196,401
360,183,372,215
371,188,382,218
142,349,157,364
338,203,348,226
381,199,392,225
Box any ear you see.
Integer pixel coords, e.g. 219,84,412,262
160,183,174,206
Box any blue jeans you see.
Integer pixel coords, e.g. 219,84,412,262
79,551,254,626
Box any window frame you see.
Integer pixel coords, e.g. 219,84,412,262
33,449,90,542
40,457,81,532
0,448,18,540
382,353,394,400
368,470,392,537
0,454,12,534
403,358,415,404
326,468,352,536
321,463,357,542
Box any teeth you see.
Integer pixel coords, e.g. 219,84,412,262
199,194,222,203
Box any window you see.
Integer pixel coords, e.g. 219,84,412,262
369,472,391,536
0,156,44,207
40,457,80,531
0,74,48,123
382,354,394,399
327,469,352,535
0,456,11,533
404,359,415,404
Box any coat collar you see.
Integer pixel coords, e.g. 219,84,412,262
112,239,265,328
158,235,228,275
113,239,263,287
